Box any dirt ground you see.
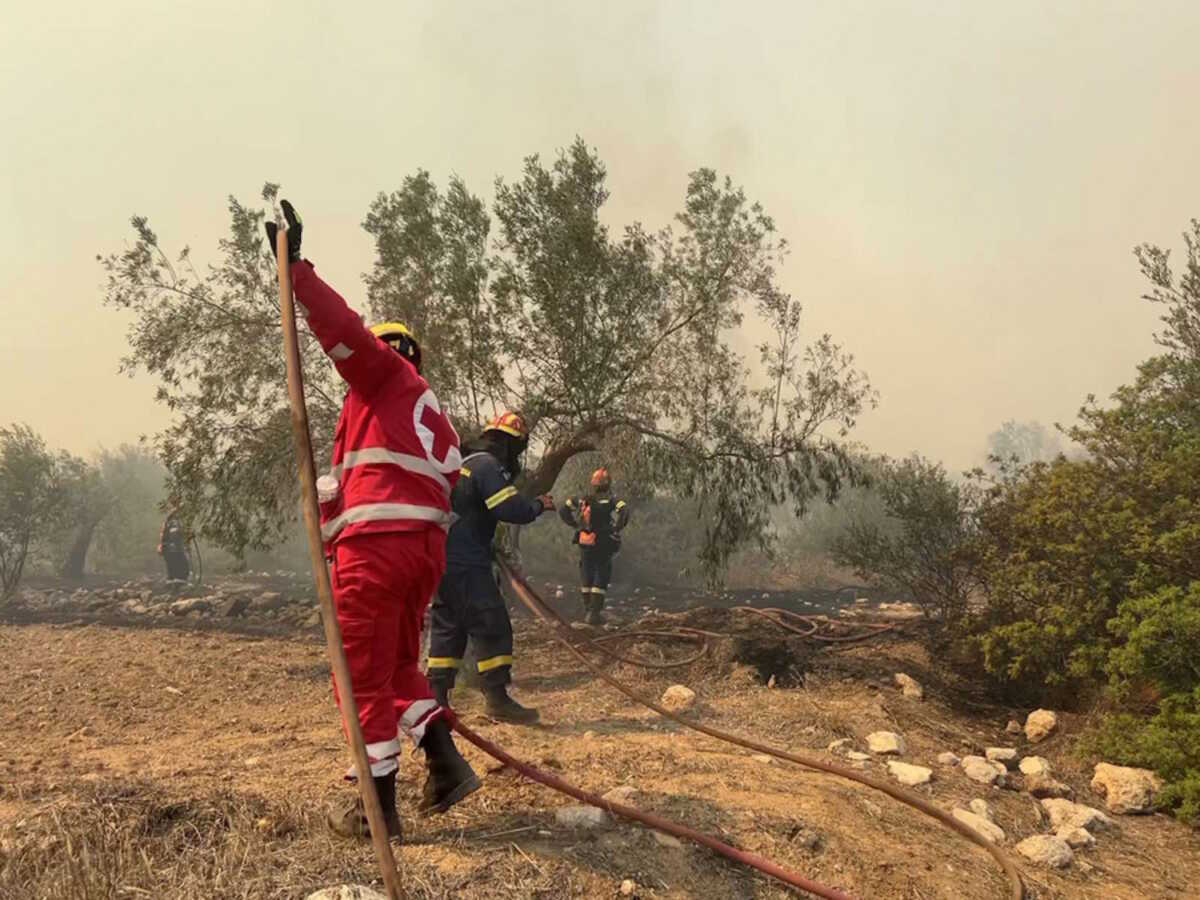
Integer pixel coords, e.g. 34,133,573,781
1,613,1197,899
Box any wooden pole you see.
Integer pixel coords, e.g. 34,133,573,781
276,232,404,900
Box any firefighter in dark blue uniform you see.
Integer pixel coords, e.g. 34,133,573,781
559,468,629,625
427,412,553,724
157,508,191,582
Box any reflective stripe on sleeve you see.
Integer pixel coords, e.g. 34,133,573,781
484,486,518,509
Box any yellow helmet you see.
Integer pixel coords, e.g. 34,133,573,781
369,321,422,373
484,411,529,441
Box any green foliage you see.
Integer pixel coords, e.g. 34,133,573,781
108,141,874,578
0,425,74,600
963,219,1200,820
1107,582,1200,697
968,354,1200,693
101,185,339,558
831,454,976,636
363,171,502,427
1085,690,1200,824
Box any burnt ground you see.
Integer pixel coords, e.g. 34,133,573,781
2,581,1198,900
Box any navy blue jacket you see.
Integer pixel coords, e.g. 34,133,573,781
445,451,544,569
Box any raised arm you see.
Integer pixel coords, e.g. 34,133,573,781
268,199,416,397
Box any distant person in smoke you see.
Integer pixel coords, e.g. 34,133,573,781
157,508,190,582
264,199,479,842
559,468,629,625
426,412,554,724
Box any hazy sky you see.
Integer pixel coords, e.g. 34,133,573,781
3,1,1197,471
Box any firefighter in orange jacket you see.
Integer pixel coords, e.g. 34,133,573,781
266,201,479,842
559,468,629,624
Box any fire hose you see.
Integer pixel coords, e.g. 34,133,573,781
450,713,853,899
495,556,1026,900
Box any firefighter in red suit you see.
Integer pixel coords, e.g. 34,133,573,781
266,200,479,841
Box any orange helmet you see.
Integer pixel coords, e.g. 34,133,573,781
590,467,611,489
483,411,528,441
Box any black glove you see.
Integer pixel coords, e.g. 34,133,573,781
264,199,303,262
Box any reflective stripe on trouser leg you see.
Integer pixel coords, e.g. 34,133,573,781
477,654,514,672
398,697,443,746
428,575,470,691
461,568,515,689
334,530,446,779
344,735,403,780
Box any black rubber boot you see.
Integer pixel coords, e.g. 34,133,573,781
327,771,402,840
417,718,481,816
483,684,540,724
430,678,452,710
584,596,605,626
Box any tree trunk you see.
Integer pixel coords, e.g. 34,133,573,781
1,537,31,603
523,429,602,496
60,516,102,580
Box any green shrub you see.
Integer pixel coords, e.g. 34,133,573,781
1085,689,1200,824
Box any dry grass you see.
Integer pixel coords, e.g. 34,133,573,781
2,618,1199,899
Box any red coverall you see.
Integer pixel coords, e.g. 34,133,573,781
293,261,462,777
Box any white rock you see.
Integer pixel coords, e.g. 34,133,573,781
968,799,993,821
1016,835,1073,868
1019,756,1051,777
1056,825,1095,849
652,831,683,849
556,805,610,829
952,808,1006,844
1040,798,1112,832
1026,773,1074,800
866,731,906,755
887,761,932,786
936,751,961,767
1005,719,1023,735
1025,709,1059,743
1090,762,1163,815
619,879,637,896
985,747,1019,769
751,754,773,765
893,672,924,699
660,685,696,713
961,755,1005,786
846,751,871,762
601,785,638,806
306,888,388,900
827,738,853,753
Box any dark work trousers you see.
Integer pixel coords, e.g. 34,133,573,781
427,566,514,690
579,547,613,611
163,548,190,581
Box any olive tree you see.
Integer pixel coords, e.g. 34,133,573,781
106,141,874,577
